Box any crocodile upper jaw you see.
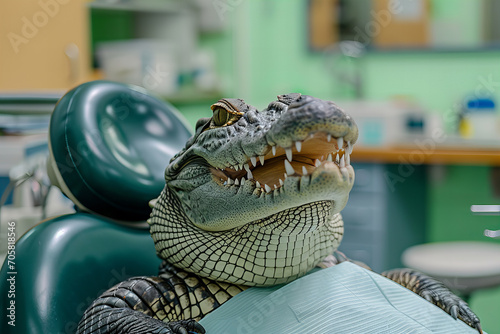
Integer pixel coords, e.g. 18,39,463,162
212,131,353,193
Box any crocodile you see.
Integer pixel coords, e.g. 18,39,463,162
77,94,482,334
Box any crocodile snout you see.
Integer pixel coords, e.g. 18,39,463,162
267,95,358,148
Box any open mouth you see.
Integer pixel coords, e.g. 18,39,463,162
211,132,353,193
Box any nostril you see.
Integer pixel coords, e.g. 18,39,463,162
277,93,302,105
245,109,259,123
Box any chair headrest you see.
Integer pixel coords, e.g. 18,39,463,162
47,81,192,221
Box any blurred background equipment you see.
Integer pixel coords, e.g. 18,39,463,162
403,241,500,303
0,95,75,264
401,204,500,305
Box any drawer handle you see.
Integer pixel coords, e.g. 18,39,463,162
471,205,500,238
484,229,500,238
471,205,500,215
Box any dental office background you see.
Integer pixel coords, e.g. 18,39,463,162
1,0,500,332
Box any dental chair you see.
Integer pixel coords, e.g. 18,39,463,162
0,81,192,334
0,82,486,334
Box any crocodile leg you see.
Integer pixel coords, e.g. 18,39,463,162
382,268,482,334
77,305,203,334
77,263,245,334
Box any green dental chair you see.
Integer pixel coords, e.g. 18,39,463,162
0,81,192,334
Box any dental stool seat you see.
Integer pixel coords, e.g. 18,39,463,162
403,241,500,301
0,81,192,334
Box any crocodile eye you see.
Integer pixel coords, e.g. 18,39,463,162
213,107,229,126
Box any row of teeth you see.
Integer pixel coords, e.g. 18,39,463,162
217,136,353,193
225,136,353,171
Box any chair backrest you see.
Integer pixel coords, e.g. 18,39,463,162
0,81,193,334
47,80,192,221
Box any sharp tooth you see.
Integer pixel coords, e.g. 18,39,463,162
244,163,250,172
250,157,257,167
336,153,340,164
241,177,246,184
327,153,333,162
264,184,272,192
295,141,302,152
315,159,321,167
346,153,350,166
327,134,332,142
234,178,239,185
227,178,234,185
279,179,284,186
272,146,276,156
338,137,344,149
321,155,324,161
284,173,288,179
256,181,261,188
340,167,349,179
285,148,293,161
274,184,278,189
259,155,265,165
284,159,295,175
247,169,253,179
302,166,308,175
340,155,345,167
347,141,353,154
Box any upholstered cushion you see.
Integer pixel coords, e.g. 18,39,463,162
0,213,161,334
48,81,192,221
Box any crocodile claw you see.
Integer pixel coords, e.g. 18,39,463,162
416,280,482,333
166,319,206,334
442,297,481,334
450,304,458,319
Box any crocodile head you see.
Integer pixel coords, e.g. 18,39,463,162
149,94,359,286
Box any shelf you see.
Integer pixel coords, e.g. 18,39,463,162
0,94,61,115
364,44,500,55
351,145,500,166
89,0,194,13
90,71,223,105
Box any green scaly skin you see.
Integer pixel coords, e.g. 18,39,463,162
77,94,481,334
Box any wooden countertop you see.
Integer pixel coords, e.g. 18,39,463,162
351,145,500,165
